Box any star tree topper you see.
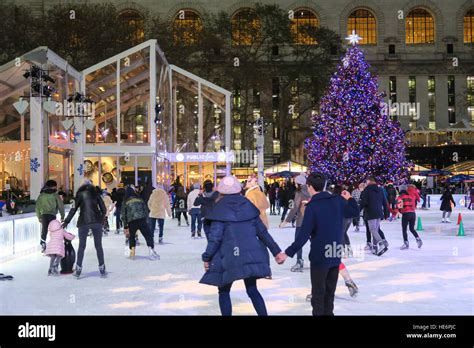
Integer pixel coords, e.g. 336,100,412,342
346,30,362,46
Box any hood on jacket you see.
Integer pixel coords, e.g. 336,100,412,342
309,191,339,203
206,194,259,222
77,184,98,196
41,187,57,194
365,184,380,192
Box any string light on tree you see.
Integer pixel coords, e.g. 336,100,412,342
304,41,412,185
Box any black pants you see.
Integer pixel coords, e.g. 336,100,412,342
115,207,122,230
401,212,419,242
41,214,57,244
218,277,267,316
364,219,386,243
310,265,339,316
270,201,276,214
77,223,104,268
128,218,154,249
176,211,188,224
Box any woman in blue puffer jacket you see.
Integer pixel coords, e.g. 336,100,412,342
200,175,284,316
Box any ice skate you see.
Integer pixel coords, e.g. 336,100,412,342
441,218,445,223
197,231,202,238
178,221,181,227
186,221,190,227
159,237,164,244
400,241,409,250
345,280,358,297
40,240,46,254
129,247,136,260
148,247,160,260
99,264,108,278
73,265,82,279
364,242,372,251
382,239,389,248
374,241,388,256
290,259,304,272
416,238,423,249
446,218,451,223
191,232,196,238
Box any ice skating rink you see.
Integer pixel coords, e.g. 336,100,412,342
1,209,473,315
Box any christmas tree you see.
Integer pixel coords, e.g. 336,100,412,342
305,32,412,185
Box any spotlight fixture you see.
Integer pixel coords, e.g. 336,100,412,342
13,97,29,115
155,103,163,124
67,92,94,104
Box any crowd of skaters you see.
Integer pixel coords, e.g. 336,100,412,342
32,171,470,316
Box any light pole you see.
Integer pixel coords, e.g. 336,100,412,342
252,116,270,189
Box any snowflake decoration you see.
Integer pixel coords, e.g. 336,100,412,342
77,164,84,176
72,131,81,144
30,158,40,172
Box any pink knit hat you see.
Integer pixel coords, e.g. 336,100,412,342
217,176,242,195
48,219,65,233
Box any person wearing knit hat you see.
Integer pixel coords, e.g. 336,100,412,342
244,175,270,228
200,175,285,316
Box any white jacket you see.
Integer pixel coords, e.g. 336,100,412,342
187,189,201,211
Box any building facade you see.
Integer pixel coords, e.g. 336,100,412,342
7,0,474,169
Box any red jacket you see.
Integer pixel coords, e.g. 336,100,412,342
407,186,420,205
397,192,416,213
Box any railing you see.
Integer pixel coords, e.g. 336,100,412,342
0,208,79,262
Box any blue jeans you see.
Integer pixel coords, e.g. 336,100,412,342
218,278,267,316
149,218,165,238
190,208,202,233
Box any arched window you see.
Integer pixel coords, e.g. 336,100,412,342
464,9,474,43
406,8,435,44
291,8,319,45
231,8,261,46
347,9,377,45
119,10,145,44
173,10,203,45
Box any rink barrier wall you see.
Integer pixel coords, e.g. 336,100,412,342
426,194,471,209
0,207,79,263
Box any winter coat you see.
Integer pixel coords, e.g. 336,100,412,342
113,188,125,208
140,183,155,204
284,185,311,227
440,190,455,212
267,187,276,203
64,184,107,227
148,188,172,219
102,195,114,217
200,194,281,287
35,188,65,220
245,186,270,228
187,189,201,211
385,185,397,205
173,194,188,213
194,191,219,221
407,186,421,205
397,191,416,213
360,184,389,220
278,187,290,207
285,192,359,269
121,195,149,227
45,220,75,257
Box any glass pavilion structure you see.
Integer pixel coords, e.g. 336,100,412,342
0,40,232,199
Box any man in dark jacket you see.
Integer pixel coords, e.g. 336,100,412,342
35,180,65,253
63,179,107,279
280,173,359,316
359,176,390,256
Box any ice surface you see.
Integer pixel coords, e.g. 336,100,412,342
1,209,472,315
